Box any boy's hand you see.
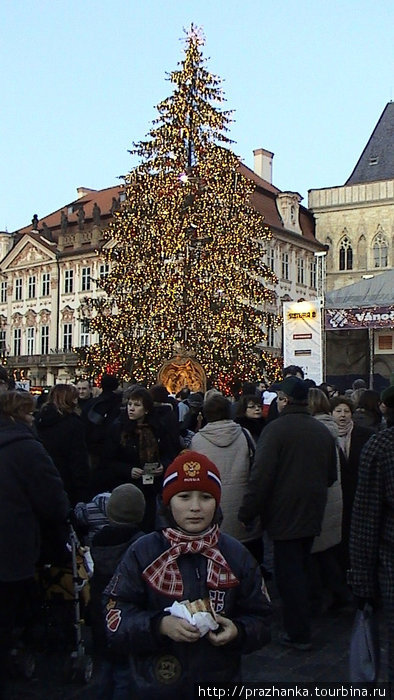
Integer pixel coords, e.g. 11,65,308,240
131,467,143,479
207,614,238,646
159,615,200,643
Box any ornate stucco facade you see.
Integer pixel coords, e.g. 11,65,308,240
0,186,123,385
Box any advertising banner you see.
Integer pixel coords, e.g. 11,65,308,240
325,306,394,330
283,299,323,384
15,380,30,392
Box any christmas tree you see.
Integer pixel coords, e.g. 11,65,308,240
81,25,282,392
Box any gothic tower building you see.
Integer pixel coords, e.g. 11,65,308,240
308,102,394,291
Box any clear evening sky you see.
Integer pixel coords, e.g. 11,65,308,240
1,0,393,232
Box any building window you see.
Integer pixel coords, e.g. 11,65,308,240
28,275,36,299
63,323,73,351
0,282,6,303
339,237,353,271
99,263,110,279
42,272,50,297
297,257,305,284
64,269,74,294
80,319,90,347
373,233,388,268
310,260,317,289
266,249,275,273
13,328,21,356
41,326,49,354
281,252,289,280
266,324,275,347
15,278,23,301
0,329,6,357
81,266,91,292
27,327,35,355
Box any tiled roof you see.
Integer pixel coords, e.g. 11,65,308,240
241,163,316,242
346,102,394,184
14,163,317,245
15,184,123,236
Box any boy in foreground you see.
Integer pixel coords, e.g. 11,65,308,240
103,451,271,698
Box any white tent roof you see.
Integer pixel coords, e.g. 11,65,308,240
325,269,394,309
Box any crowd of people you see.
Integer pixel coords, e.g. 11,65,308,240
0,361,394,696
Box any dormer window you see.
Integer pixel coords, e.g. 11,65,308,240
369,156,379,166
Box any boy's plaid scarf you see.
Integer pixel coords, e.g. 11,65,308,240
142,525,239,597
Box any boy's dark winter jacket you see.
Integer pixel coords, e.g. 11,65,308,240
90,523,144,654
0,418,69,581
103,531,271,698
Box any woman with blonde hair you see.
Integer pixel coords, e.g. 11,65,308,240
35,383,90,505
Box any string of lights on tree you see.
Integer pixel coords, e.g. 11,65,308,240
79,24,283,391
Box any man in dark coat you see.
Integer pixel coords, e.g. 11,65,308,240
85,374,122,473
0,392,69,690
35,398,90,506
76,379,93,417
239,376,337,650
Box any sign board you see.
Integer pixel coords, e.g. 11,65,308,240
15,380,30,392
283,299,323,384
325,306,394,330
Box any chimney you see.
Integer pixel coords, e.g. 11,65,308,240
253,148,274,184
76,187,97,199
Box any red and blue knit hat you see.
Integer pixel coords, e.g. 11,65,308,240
162,451,221,506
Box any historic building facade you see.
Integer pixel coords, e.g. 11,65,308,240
308,103,394,385
0,186,123,385
308,102,394,292
248,149,326,353
0,155,325,386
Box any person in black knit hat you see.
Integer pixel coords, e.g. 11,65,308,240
90,484,145,699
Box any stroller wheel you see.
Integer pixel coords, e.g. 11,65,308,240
19,651,36,679
80,655,93,684
64,655,77,682
8,648,36,679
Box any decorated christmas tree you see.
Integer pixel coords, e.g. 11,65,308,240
81,25,282,392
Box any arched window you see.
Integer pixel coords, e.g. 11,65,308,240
339,236,353,271
372,232,388,268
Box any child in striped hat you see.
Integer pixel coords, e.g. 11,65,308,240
103,451,271,699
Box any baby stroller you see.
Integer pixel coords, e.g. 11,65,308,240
37,521,93,683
